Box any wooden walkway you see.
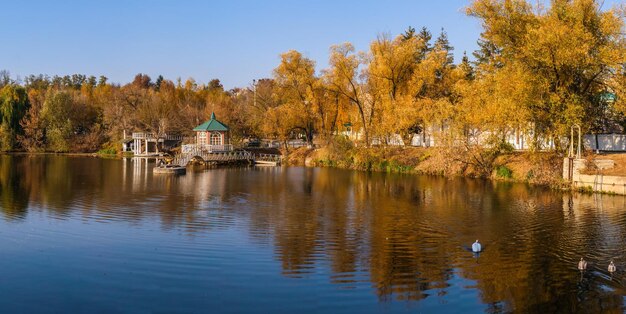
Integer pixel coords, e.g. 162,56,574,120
254,153,283,165
171,150,282,167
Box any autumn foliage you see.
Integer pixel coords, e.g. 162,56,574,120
0,0,624,153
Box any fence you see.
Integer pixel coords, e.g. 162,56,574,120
583,134,626,152
181,144,233,154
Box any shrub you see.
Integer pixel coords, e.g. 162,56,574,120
97,148,117,155
496,165,513,179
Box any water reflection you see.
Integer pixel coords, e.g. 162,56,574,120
1,155,626,312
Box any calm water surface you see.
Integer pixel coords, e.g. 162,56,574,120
1,155,626,313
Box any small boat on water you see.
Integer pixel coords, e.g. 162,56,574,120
153,164,186,174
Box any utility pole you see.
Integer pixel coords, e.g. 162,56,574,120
253,79,257,109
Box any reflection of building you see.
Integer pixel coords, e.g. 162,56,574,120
189,112,232,152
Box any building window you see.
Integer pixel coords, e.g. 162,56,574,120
210,132,222,145
198,132,207,145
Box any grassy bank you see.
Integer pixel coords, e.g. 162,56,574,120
283,141,566,188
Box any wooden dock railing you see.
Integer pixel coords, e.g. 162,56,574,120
171,149,282,167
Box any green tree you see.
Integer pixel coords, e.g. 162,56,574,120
0,70,12,87
154,75,164,91
433,28,454,67
41,91,74,152
0,85,30,150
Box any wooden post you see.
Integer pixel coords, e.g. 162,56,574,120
567,157,574,182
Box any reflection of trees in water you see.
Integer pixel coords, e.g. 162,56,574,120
357,173,453,302
245,167,321,276
246,169,626,311
0,155,30,219
3,156,626,311
246,170,461,301
2,155,113,218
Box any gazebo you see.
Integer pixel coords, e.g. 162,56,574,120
192,112,232,151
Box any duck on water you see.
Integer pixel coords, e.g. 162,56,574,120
578,258,587,271
577,257,618,277
609,260,617,274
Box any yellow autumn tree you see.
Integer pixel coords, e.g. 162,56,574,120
408,30,463,146
367,34,423,144
325,43,374,146
273,50,320,145
467,0,626,149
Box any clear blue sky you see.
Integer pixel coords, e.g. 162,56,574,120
0,0,621,89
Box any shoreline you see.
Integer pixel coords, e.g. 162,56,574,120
281,146,626,196
3,148,626,196
0,151,134,157
283,146,565,183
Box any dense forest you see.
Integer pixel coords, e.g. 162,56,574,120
1,0,625,153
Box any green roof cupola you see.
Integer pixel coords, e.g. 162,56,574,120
193,112,229,132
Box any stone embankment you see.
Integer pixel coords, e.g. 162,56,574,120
564,157,626,195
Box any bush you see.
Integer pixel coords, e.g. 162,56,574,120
0,124,15,151
447,134,515,178
97,148,117,155
495,165,513,179
47,128,70,152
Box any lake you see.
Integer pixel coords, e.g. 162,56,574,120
1,155,626,313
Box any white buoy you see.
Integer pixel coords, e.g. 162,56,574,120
608,261,616,274
578,257,587,271
472,240,482,253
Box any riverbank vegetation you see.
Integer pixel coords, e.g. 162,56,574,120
1,0,625,179
284,143,564,186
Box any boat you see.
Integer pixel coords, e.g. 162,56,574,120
153,164,186,174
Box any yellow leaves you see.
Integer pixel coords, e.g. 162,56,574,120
274,50,316,89
368,34,422,98
271,50,323,142
467,0,537,53
472,0,625,76
458,62,535,131
467,0,626,142
525,21,589,68
608,73,626,115
324,43,374,144
368,35,414,138
325,43,360,95
409,49,449,96
184,78,197,91
522,0,621,73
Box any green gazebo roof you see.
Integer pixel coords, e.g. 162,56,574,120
193,112,229,132
599,92,617,103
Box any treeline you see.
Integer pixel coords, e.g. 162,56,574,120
0,71,254,152
1,0,625,153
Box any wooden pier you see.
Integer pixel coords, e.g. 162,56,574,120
253,153,283,166
171,149,282,167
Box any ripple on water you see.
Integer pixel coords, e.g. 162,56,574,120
3,158,626,313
